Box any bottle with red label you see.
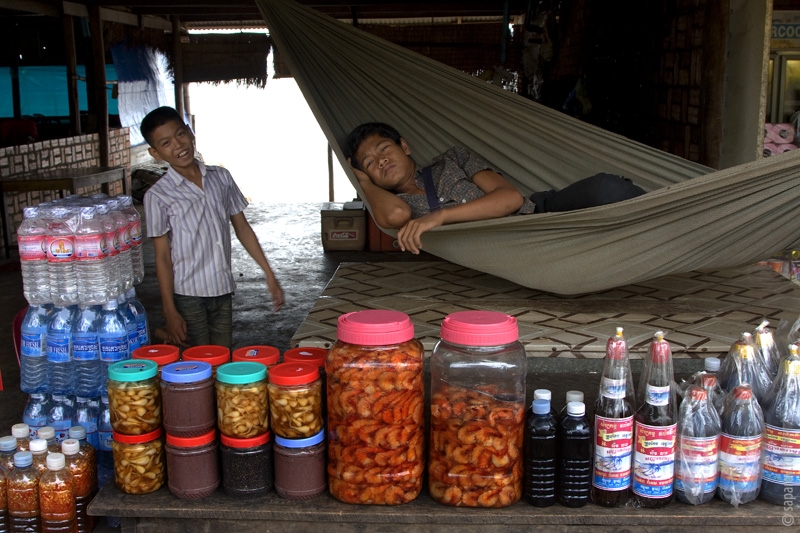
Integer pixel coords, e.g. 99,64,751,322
718,383,763,506
631,331,677,508
18,206,51,305
46,206,78,306
675,385,721,504
591,327,635,507
760,344,800,505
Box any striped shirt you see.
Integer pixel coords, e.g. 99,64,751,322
144,160,248,297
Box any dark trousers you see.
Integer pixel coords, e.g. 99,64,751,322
529,173,646,213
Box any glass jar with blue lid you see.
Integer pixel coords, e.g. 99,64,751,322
273,429,326,500
160,361,215,437
107,359,161,436
215,362,269,439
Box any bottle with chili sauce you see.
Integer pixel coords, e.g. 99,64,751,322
7,451,41,533
39,452,76,533
0,464,8,533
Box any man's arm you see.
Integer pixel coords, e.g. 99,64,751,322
349,160,412,229
152,234,189,346
396,169,524,254
230,211,284,312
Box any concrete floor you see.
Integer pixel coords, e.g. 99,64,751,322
0,200,431,434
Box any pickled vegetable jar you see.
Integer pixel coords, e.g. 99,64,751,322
326,310,424,505
428,310,527,508
215,362,269,439
112,428,165,494
183,345,230,375
107,360,162,435
267,363,323,439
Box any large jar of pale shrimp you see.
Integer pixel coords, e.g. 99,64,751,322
326,310,424,505
429,310,527,508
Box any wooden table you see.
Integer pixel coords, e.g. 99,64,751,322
0,166,129,257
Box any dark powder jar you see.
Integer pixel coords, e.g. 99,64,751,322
165,430,220,500
160,361,216,437
219,432,273,497
273,429,327,501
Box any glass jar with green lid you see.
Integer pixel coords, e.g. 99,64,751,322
215,362,269,439
107,359,162,435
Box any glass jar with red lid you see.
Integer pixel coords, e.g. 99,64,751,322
132,344,180,372
182,345,230,375
283,347,329,423
232,345,280,369
112,428,165,494
219,432,273,497
165,430,220,499
267,363,322,439
326,310,424,505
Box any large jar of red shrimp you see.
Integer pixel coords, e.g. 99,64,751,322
429,310,527,508
326,310,424,505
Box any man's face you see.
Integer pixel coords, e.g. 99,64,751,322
147,119,196,169
354,134,415,191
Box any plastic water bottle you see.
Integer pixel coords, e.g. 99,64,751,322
47,394,76,443
22,393,52,439
96,394,114,489
17,206,51,304
19,303,52,394
98,299,130,393
125,288,150,347
46,206,78,306
106,198,134,292
675,385,721,505
72,305,103,398
524,398,557,507
71,397,99,450
118,195,145,285
74,206,111,305
46,305,78,395
118,293,141,353
557,401,592,507
94,202,121,300
719,384,763,506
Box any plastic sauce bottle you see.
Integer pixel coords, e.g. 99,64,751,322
556,401,591,507
760,344,800,505
591,327,635,507
28,439,49,476
7,451,41,533
753,320,780,380
12,424,32,453
631,331,677,508
524,398,557,507
675,385,721,505
39,452,76,533
718,383,763,506
719,332,770,405
36,427,59,454
61,438,94,533
558,391,584,420
0,437,17,473
0,461,8,533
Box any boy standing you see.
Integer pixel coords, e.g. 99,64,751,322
142,106,284,348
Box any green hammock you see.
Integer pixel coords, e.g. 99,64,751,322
256,0,800,295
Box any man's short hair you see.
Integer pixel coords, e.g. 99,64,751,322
141,106,184,147
344,122,403,170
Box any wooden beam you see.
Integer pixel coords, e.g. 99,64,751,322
89,4,110,166
62,13,82,135
172,15,185,118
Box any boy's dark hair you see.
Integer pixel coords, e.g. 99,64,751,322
344,122,403,170
141,106,184,147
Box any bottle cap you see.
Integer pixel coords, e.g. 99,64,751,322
565,390,584,403
732,384,752,400
650,331,671,363
440,311,518,346
337,310,415,345
220,431,271,449
533,389,552,401
166,429,216,448
108,359,158,382
283,347,328,369
532,399,550,415
46,453,66,471
215,362,267,385
232,345,280,366
689,386,708,402
29,439,47,453
704,357,720,372
0,436,17,452
11,423,30,439
13,451,33,468
133,344,180,367
161,361,213,383
38,426,55,441
566,401,586,417
183,345,231,367
274,429,325,448
61,439,80,456
268,362,320,386
68,426,86,440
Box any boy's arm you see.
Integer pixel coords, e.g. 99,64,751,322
230,212,284,312
348,159,412,229
151,234,189,346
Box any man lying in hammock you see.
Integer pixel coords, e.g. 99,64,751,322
344,122,645,254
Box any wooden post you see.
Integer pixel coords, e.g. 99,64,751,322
328,144,334,202
62,14,81,136
173,16,185,118
89,5,109,166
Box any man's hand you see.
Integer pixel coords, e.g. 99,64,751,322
163,309,189,347
266,275,284,312
396,210,445,254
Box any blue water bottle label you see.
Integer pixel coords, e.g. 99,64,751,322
127,329,141,352
99,335,129,362
46,334,72,363
137,320,149,345
98,430,113,452
73,333,100,361
20,332,46,357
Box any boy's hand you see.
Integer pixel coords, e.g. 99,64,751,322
267,275,284,312
397,211,445,254
348,158,373,186
164,310,189,347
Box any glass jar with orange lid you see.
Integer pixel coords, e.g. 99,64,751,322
231,345,280,369
326,310,424,505
183,345,230,376
132,344,179,373
284,347,329,422
112,428,165,494
267,363,323,439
